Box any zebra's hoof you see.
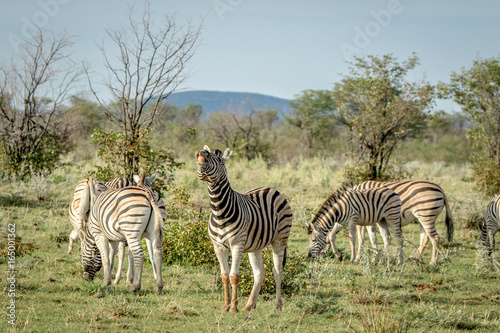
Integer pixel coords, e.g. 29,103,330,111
242,305,255,311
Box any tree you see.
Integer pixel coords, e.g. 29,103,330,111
206,108,279,160
86,1,201,181
285,89,338,153
333,54,435,181
444,55,500,195
0,29,82,177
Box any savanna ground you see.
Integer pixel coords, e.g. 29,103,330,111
1,157,499,332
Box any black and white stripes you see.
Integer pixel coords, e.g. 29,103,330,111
479,195,500,256
308,187,404,264
196,145,293,312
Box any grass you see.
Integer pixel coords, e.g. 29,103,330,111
1,157,499,332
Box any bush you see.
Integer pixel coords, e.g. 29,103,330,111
471,156,500,196
162,217,216,268
342,161,415,185
238,248,308,296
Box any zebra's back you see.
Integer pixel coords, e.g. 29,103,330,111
355,180,448,225
90,186,165,241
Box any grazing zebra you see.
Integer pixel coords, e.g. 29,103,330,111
479,195,500,256
68,179,107,254
81,177,166,293
196,146,293,312
308,187,404,265
325,180,454,265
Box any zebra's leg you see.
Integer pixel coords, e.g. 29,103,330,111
113,242,125,285
229,244,244,313
127,237,145,292
356,225,372,259
145,238,157,280
126,247,134,284
95,235,112,286
420,221,440,265
242,250,265,311
214,245,231,311
417,223,429,257
366,225,378,257
271,242,287,311
488,230,496,255
108,241,119,278
377,221,391,251
348,222,358,263
328,223,344,261
389,222,404,265
68,229,79,254
148,234,164,295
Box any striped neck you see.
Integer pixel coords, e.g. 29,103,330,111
206,174,236,219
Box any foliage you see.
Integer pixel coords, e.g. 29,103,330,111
206,108,279,160
162,217,216,268
87,128,182,193
444,55,500,195
342,159,414,185
0,30,81,178
86,3,201,178
333,54,435,180
238,248,308,296
285,89,339,153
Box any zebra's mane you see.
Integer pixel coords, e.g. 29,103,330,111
310,185,354,226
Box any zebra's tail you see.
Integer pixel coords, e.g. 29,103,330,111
148,190,164,252
443,194,454,242
282,246,287,269
477,219,491,250
78,179,92,233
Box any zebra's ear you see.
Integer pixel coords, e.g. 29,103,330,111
133,174,141,184
147,172,157,184
306,223,312,235
203,145,211,152
222,148,233,161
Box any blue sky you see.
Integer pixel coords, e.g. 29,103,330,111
1,0,499,111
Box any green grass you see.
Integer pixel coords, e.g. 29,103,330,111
1,158,499,332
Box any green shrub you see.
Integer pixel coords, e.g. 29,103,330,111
162,217,216,268
238,248,308,296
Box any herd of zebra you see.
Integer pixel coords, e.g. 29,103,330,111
67,145,500,312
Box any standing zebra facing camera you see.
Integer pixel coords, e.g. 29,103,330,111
308,187,404,265
324,180,454,265
81,174,166,293
196,145,293,312
479,195,500,256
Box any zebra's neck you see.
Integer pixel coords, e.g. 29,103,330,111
318,203,344,234
206,175,237,220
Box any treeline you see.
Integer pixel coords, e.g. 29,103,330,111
1,4,499,195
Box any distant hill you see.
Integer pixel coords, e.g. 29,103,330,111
165,90,291,114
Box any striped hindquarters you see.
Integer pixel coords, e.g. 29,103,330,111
90,186,165,242
242,187,293,252
69,179,107,233
480,195,500,253
355,180,454,241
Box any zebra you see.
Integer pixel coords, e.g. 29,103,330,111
68,178,108,254
69,177,135,283
196,145,293,312
324,180,454,265
308,187,404,265
479,195,500,256
105,177,133,189
81,176,166,294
